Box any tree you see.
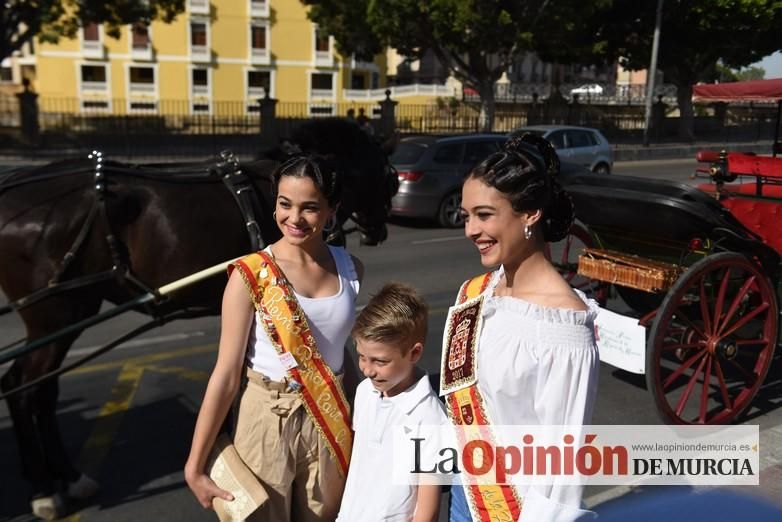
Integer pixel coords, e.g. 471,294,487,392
598,0,782,140
304,0,608,132
715,64,766,82
0,0,184,65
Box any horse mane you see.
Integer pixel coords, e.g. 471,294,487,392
262,118,379,162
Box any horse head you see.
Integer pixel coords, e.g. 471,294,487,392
284,118,398,246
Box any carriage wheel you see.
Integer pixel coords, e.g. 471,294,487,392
547,222,608,304
646,253,777,424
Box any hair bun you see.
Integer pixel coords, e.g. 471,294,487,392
541,181,575,242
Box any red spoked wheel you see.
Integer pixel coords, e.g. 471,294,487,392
547,222,608,304
646,253,777,424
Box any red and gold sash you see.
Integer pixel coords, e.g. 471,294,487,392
441,272,523,522
230,251,352,476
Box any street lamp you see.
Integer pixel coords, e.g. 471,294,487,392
643,0,665,147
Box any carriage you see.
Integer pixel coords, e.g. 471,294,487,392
554,78,782,425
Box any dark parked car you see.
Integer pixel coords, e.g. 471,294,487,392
514,125,613,174
389,134,507,227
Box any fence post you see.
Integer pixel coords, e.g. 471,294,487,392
16,79,40,145
259,91,278,147
652,95,667,141
379,90,398,138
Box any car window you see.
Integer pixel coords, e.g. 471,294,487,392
432,143,464,164
566,130,594,148
464,141,500,164
389,142,427,164
546,130,565,149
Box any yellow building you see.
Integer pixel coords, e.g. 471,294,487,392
29,0,410,117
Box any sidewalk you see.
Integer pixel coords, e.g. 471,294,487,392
613,139,774,162
0,140,776,168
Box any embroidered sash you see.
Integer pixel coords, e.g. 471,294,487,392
441,272,523,522
230,251,352,476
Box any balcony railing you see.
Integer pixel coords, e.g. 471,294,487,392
343,84,454,100
311,88,334,99
314,50,332,67
129,83,156,94
81,81,108,92
189,0,209,15
248,87,267,100
190,45,210,62
249,0,269,17
251,48,269,65
82,40,105,59
192,84,209,96
131,43,153,61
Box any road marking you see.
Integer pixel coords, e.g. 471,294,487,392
66,344,218,377
77,364,145,480
66,331,207,359
143,364,211,382
411,235,464,245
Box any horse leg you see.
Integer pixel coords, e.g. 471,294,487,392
0,295,102,519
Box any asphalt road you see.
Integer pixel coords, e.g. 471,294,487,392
2,158,781,520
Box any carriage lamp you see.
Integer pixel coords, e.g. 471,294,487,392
688,237,704,251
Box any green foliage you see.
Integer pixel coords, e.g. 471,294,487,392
304,0,608,129
1,0,185,63
715,64,766,82
598,0,781,86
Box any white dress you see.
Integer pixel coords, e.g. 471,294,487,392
475,266,600,521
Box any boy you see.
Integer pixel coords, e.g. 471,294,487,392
337,283,447,522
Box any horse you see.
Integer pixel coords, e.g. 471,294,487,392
0,118,397,519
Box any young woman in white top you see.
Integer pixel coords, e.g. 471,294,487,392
448,135,600,521
184,155,363,521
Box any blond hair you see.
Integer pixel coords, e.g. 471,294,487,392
352,282,428,348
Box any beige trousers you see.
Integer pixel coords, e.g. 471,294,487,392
232,368,345,522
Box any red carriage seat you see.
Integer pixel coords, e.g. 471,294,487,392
711,195,782,255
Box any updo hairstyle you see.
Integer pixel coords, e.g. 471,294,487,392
468,134,575,242
273,154,343,208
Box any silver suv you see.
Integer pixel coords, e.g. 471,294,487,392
514,125,613,174
389,134,507,227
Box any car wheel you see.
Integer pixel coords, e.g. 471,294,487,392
437,192,464,228
593,163,611,174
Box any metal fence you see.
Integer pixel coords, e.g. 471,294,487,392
1,94,778,149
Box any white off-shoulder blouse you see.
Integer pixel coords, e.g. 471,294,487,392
474,266,600,521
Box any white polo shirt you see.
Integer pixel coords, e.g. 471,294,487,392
337,370,448,521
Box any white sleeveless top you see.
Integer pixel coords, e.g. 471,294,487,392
246,245,360,380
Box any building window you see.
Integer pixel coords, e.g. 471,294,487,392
192,68,209,94
81,64,107,91
311,72,334,99
81,21,104,58
250,23,269,63
132,23,150,50
129,66,155,93
351,72,366,90
371,72,380,89
314,27,332,65
0,66,11,83
247,70,271,108
83,22,99,42
190,20,209,61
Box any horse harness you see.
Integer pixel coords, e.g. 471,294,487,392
0,150,268,318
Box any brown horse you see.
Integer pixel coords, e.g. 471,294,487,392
0,118,397,518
